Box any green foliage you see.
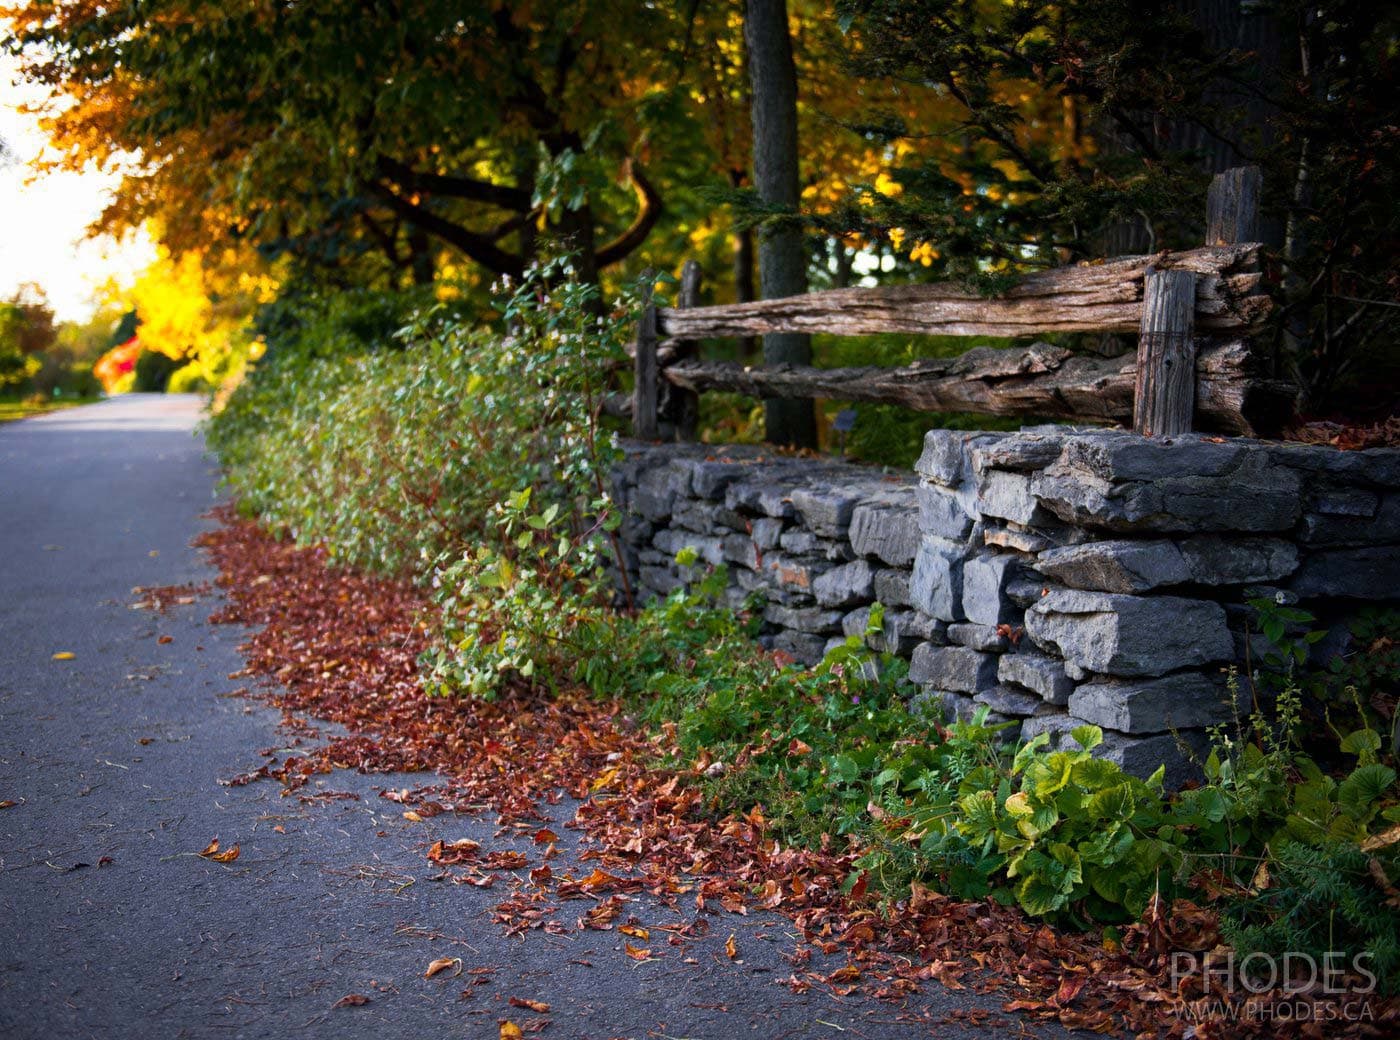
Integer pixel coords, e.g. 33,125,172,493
833,0,1400,414
210,258,635,580
1222,842,1400,997
132,349,180,393
167,362,213,395
209,259,1396,991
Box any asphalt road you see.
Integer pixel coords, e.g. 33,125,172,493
0,394,1074,1040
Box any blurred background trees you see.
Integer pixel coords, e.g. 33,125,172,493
3,0,1395,432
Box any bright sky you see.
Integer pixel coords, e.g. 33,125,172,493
0,52,155,323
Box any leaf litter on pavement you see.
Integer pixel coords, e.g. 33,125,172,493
194,506,1396,1038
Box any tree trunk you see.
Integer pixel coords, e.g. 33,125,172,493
408,226,434,286
729,169,759,360
744,0,816,448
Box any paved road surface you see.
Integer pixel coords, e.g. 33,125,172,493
0,395,1071,1039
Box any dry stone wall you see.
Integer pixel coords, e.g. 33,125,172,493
612,430,1400,786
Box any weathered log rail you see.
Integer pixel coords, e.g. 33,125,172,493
632,166,1294,441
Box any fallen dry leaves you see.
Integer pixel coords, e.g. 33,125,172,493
197,838,240,864
424,957,461,979
197,507,1398,1038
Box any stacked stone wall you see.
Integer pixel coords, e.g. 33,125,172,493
612,431,1400,785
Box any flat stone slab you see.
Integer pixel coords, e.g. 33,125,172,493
1025,589,1233,677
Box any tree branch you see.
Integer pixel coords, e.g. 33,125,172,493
595,159,664,268
370,182,524,276
375,156,531,211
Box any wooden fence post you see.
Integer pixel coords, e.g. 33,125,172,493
632,275,660,440
672,260,703,441
1206,166,1262,246
1133,269,1197,437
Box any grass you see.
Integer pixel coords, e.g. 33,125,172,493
0,396,93,425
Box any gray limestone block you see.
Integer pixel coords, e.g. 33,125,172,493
962,551,1025,625
765,604,846,634
1034,539,1190,593
911,688,979,726
772,629,828,666
906,611,950,645
672,500,723,533
735,565,809,606
974,684,1045,718
758,553,831,599
1068,671,1243,734
1179,535,1299,585
1016,711,1206,787
1033,448,1302,534
910,535,968,622
652,528,725,567
789,484,866,539
884,609,938,655
721,533,762,571
982,525,1050,554
970,431,1068,476
639,565,683,596
725,478,796,519
751,517,786,550
1300,495,1400,546
917,483,974,540
1099,730,1207,789
1309,487,1379,518
1264,443,1400,489
1018,707,1076,746
976,469,1046,527
997,650,1074,706
1024,589,1234,677
947,622,1010,652
908,643,998,693
850,498,922,567
1289,545,1400,599
634,465,677,521
1007,574,1053,608
621,514,656,545
722,585,752,611
841,606,925,655
915,429,975,486
873,568,912,608
1055,432,1251,482
813,559,877,608
842,605,874,639
779,529,853,561
686,452,767,498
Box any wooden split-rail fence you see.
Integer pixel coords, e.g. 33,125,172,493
629,165,1296,441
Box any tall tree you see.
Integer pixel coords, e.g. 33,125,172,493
833,0,1400,414
745,0,816,448
5,1,688,294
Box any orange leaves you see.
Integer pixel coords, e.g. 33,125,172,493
332,993,370,1009
197,838,239,863
507,997,550,1013
424,957,462,979
555,868,641,900
203,506,1349,1040
499,1023,523,1039
427,838,481,864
